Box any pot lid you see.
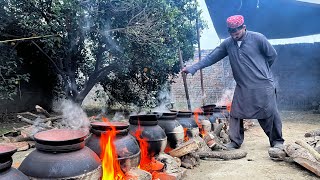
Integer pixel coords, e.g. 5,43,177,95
34,129,88,146
152,111,177,116
0,145,17,159
91,121,129,131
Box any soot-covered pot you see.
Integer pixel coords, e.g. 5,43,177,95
0,145,28,180
154,112,184,149
86,121,140,172
175,110,199,138
18,129,101,179
128,114,167,156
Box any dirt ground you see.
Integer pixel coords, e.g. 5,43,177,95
6,111,320,179
185,111,320,180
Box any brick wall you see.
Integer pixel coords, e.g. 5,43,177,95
171,49,236,110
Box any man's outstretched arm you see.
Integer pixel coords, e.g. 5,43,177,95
184,43,228,75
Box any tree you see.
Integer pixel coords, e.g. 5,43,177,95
0,0,204,107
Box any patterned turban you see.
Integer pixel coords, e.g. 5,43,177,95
226,15,244,29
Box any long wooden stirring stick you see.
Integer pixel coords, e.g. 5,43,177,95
178,47,192,111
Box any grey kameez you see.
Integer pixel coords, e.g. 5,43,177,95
187,31,284,147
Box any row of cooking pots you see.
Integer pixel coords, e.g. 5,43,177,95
1,107,227,179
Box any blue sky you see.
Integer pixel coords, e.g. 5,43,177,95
198,0,220,50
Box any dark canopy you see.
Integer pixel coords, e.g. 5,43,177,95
205,0,320,39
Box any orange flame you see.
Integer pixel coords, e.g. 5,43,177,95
134,123,152,171
100,117,125,180
224,97,232,113
183,128,189,142
194,108,207,136
164,146,173,153
226,102,231,113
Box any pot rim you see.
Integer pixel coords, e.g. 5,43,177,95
0,145,17,159
91,121,129,130
34,129,88,146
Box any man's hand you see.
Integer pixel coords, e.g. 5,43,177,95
181,67,189,74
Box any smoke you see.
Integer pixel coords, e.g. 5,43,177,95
151,87,172,112
112,112,125,121
53,100,90,130
215,89,234,106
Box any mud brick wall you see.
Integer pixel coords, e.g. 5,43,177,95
171,50,236,110
171,43,320,110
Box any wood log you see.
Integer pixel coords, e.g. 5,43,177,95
296,140,320,161
294,158,320,177
285,143,320,177
316,141,320,153
193,136,211,152
125,168,152,180
180,153,200,169
156,153,181,174
17,115,52,129
219,130,230,144
213,123,224,136
41,115,63,123
203,133,216,148
35,105,51,118
17,112,39,118
305,129,320,137
196,149,247,160
168,140,198,158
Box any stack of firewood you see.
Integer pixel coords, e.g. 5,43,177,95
0,105,63,151
284,129,320,177
305,129,320,153
166,120,247,171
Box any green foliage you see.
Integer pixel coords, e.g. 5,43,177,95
0,0,204,107
0,45,30,100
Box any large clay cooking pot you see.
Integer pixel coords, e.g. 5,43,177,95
86,121,141,172
0,145,28,180
154,112,184,149
175,110,199,138
128,114,167,156
18,129,101,179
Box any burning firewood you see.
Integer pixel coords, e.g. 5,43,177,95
154,153,187,180
140,157,164,172
125,168,152,180
152,170,187,180
156,153,181,174
202,133,227,150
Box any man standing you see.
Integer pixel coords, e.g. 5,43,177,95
182,15,285,157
